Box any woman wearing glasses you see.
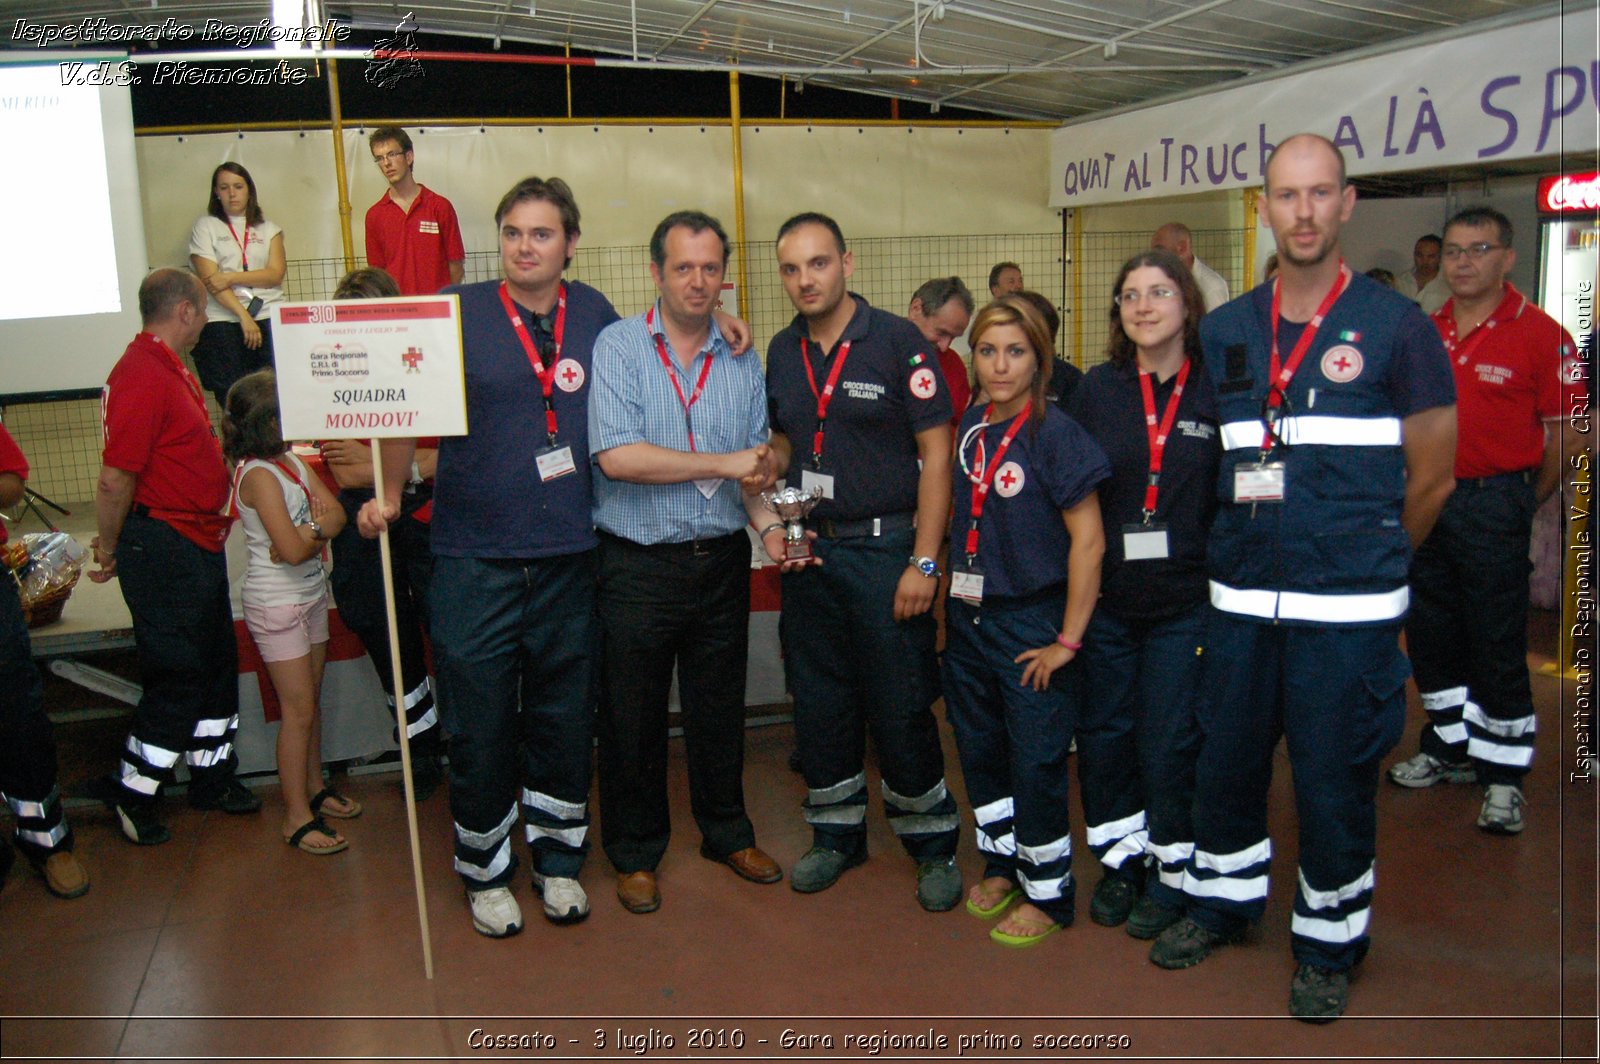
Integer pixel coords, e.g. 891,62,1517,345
188,162,287,406
1067,250,1220,940
944,295,1108,947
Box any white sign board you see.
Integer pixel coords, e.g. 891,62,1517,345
1050,9,1599,207
271,295,466,440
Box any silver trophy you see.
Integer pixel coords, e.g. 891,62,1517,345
760,485,824,561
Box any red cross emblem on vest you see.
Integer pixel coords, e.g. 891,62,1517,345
1320,345,1363,384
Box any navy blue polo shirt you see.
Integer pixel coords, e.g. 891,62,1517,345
1047,357,1083,411
432,278,620,559
950,403,1109,602
766,294,952,521
1069,359,1220,623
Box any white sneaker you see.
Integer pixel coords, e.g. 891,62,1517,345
1387,751,1474,789
467,886,523,937
531,871,589,924
1476,784,1525,835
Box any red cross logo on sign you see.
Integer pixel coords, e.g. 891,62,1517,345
909,366,937,399
401,346,424,373
554,358,586,392
1320,345,1363,384
994,461,1025,498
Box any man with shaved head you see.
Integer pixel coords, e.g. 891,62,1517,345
1148,134,1457,1023
1151,221,1230,312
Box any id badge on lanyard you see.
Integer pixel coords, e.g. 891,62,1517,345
535,444,577,481
1233,462,1286,503
950,564,985,605
1122,522,1171,560
801,467,836,499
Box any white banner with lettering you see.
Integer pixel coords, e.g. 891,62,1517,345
1050,9,1598,207
271,295,466,440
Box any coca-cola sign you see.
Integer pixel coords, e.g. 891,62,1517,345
1539,173,1600,214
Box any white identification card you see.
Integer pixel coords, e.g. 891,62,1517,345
950,568,985,605
801,468,836,500
694,478,722,499
1122,523,1171,561
535,445,577,482
1233,462,1286,504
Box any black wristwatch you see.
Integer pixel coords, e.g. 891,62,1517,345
308,520,325,541
910,555,939,578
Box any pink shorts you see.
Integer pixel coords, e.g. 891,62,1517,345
244,595,330,662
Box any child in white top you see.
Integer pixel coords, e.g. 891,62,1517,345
223,370,358,854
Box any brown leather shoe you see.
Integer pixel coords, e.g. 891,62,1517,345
616,870,660,914
701,843,783,884
42,852,90,899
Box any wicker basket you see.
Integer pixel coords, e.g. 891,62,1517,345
19,572,78,629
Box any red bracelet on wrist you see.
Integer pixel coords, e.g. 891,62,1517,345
1056,634,1082,651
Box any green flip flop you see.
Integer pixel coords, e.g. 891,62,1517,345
965,886,1021,920
990,919,1061,948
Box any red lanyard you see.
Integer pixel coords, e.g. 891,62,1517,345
146,333,215,436
498,281,567,445
645,306,715,452
230,455,310,519
800,337,853,467
1264,261,1349,451
1137,359,1190,518
962,402,1030,560
225,220,250,270
270,456,313,511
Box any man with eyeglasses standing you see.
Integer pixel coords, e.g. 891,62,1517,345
329,121,467,800
365,126,466,296
1147,134,1457,1023
1388,206,1588,834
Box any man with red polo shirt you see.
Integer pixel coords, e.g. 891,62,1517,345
0,424,90,898
365,126,466,296
907,276,975,429
1389,206,1589,834
89,268,260,845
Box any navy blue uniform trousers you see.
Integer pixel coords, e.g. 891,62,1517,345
329,493,442,756
0,575,72,861
431,551,597,889
113,514,240,807
780,527,958,860
1076,602,1205,910
1180,609,1410,971
1406,474,1538,784
942,595,1076,923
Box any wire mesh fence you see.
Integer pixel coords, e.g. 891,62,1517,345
4,227,1253,507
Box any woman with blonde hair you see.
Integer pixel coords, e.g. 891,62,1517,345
943,295,1108,947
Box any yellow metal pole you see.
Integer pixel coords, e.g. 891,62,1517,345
1070,207,1084,367
1243,187,1259,289
728,70,749,321
565,42,573,118
325,54,355,273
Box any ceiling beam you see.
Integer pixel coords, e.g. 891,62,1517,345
934,0,1261,107
651,0,721,59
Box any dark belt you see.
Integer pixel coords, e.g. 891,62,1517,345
806,511,916,540
597,528,745,559
1456,470,1533,490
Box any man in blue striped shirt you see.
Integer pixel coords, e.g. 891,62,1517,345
588,210,783,915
